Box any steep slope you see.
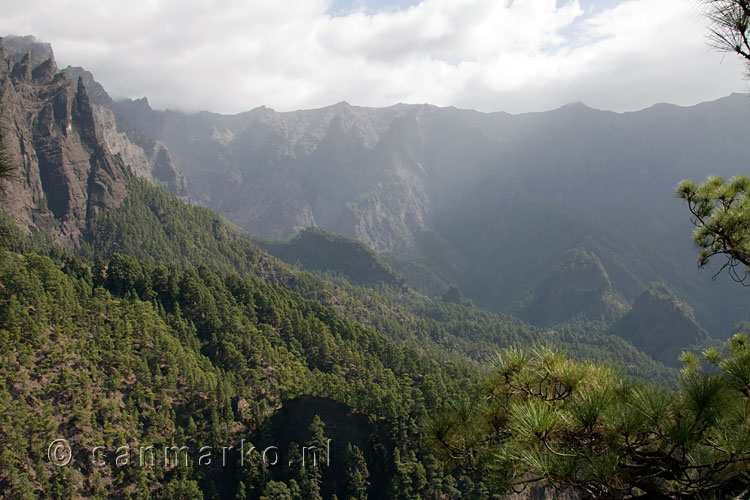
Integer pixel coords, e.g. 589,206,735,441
0,234,471,499
0,34,53,67
0,39,129,247
63,65,188,196
105,88,750,337
0,36,692,373
609,282,711,366
0,35,703,500
0,176,675,499
76,177,673,381
0,35,187,203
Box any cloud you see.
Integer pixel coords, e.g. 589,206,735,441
0,0,745,113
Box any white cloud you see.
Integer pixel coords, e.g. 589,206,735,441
0,0,745,113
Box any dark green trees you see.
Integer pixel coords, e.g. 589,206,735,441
344,444,370,500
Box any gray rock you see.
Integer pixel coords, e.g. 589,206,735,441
0,43,129,248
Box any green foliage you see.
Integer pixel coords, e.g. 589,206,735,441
676,175,750,282
0,241,473,498
427,342,750,498
78,178,673,382
259,481,292,500
344,444,370,500
0,172,678,498
256,227,404,289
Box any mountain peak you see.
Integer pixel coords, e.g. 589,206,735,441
1,34,55,68
64,66,113,106
31,57,58,84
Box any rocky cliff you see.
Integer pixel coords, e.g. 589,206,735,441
0,35,187,248
111,97,437,251
0,38,130,247
1,35,54,68
63,65,188,197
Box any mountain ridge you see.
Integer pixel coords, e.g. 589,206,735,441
98,79,750,336
3,34,742,345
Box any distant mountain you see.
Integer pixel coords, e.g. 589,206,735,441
100,90,750,337
6,35,747,345
0,36,698,499
517,248,629,329
255,227,405,289
0,35,668,378
609,282,710,366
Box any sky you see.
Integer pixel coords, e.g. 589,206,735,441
1,0,747,114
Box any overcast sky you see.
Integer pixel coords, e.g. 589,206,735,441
1,0,747,114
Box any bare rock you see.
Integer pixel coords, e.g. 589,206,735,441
0,44,129,248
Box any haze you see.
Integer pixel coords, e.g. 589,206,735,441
1,0,747,114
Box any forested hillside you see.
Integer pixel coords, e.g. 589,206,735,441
80,178,671,376
1,26,747,499
0,211,477,498
4,33,738,358
0,174,674,498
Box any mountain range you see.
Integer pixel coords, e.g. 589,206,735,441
44,46,750,336
2,33,746,499
3,34,741,360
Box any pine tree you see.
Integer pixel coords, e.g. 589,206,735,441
306,415,327,500
343,444,369,500
235,480,247,500
259,481,292,500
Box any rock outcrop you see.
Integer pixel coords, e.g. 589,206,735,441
1,34,54,68
0,37,130,247
62,65,188,197
90,103,187,196
64,66,113,106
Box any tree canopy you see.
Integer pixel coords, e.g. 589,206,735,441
427,341,750,499
676,175,750,283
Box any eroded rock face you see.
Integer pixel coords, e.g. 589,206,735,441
64,66,113,107
64,66,188,197
0,37,129,247
90,103,188,196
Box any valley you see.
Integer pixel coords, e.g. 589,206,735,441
1,30,749,499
